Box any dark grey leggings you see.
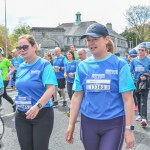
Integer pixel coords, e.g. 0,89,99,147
15,107,54,150
80,114,125,150
0,80,14,105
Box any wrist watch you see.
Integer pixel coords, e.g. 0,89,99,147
36,103,43,110
125,125,134,130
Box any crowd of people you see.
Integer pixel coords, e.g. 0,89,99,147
0,22,149,150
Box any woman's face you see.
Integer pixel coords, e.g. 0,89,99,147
67,52,73,60
86,36,108,56
17,38,36,59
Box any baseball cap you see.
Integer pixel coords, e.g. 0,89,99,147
11,49,17,53
81,23,109,39
0,47,4,54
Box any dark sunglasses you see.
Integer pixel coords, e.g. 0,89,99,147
138,49,145,52
16,45,29,51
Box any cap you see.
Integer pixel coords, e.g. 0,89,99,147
0,47,4,54
11,49,17,53
81,23,109,39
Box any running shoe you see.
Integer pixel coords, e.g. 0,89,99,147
53,101,58,107
141,119,147,127
62,101,67,107
135,115,142,122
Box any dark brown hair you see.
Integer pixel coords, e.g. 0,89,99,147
67,50,75,60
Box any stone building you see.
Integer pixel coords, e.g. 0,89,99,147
31,12,128,56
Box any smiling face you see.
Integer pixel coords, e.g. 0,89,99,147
86,36,109,59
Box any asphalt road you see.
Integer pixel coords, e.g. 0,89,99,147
0,88,150,150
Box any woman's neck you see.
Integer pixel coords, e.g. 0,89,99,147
26,55,38,64
93,51,109,59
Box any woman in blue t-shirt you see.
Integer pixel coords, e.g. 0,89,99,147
66,23,136,150
64,50,77,100
15,35,57,150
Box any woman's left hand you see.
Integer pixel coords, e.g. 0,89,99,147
25,105,40,119
124,129,136,149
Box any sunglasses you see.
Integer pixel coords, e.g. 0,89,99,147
138,49,145,52
16,45,29,51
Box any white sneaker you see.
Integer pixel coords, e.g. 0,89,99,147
135,115,142,122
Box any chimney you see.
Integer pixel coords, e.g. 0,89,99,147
106,23,112,30
76,12,81,25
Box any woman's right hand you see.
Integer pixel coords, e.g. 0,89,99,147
66,124,75,144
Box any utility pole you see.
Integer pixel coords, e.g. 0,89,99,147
4,0,8,58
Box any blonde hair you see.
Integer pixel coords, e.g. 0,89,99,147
106,39,115,54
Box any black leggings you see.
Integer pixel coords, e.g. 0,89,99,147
67,82,74,100
0,80,14,105
15,107,54,150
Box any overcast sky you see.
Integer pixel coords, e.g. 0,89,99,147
0,0,149,34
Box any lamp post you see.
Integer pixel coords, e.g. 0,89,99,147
4,0,8,58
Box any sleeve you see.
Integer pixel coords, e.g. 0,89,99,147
42,64,58,86
119,64,135,93
72,67,83,91
6,59,11,67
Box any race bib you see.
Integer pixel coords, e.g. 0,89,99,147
15,96,32,110
68,73,74,78
54,66,60,72
86,78,111,92
135,66,144,72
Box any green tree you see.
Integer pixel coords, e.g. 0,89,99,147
12,24,31,40
120,28,141,48
125,5,150,41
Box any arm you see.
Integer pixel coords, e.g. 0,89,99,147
7,64,15,80
66,91,83,144
25,84,56,119
122,91,136,149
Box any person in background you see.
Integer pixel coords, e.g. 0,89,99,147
70,44,79,60
44,52,53,65
123,51,129,62
0,71,4,96
78,48,87,61
0,47,15,111
135,73,150,127
64,50,77,116
15,34,57,150
11,48,24,83
53,47,68,107
66,22,135,150
130,45,150,126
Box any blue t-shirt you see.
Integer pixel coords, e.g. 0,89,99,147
73,53,135,120
130,56,150,83
0,73,4,88
64,60,77,83
15,57,57,112
53,55,67,79
11,56,24,70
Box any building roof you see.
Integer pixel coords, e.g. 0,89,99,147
57,21,126,40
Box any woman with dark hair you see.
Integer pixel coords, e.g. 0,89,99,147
64,50,76,100
64,50,77,116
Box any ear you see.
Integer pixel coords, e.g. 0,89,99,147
105,36,110,44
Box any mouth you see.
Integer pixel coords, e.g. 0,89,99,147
90,46,97,50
